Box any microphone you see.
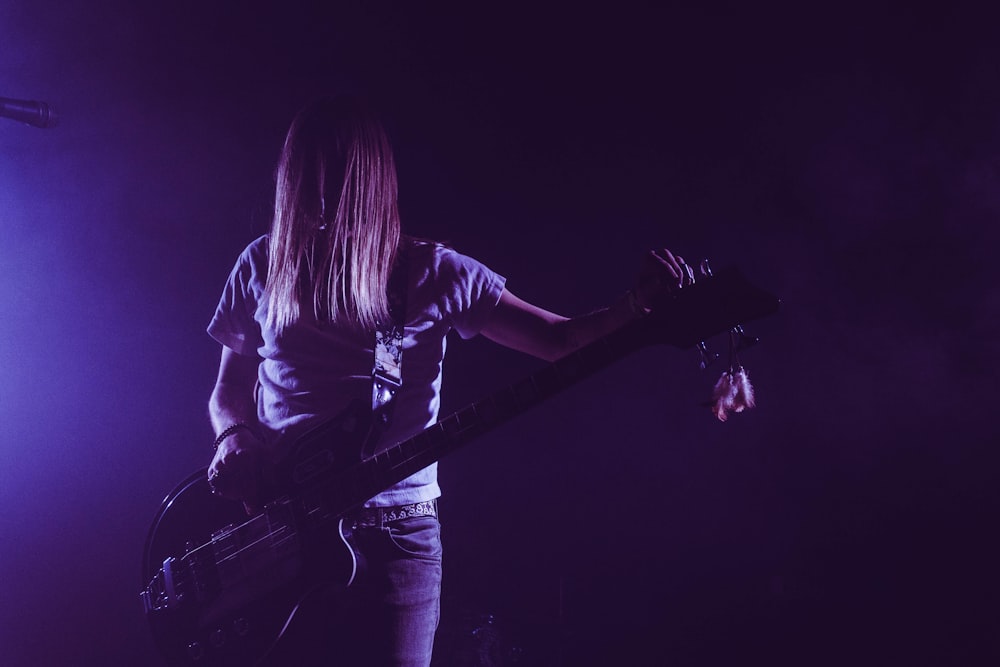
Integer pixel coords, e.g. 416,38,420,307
0,96,58,128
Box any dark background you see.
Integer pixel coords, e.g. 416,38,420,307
2,2,997,665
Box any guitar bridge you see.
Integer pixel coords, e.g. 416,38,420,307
141,556,189,613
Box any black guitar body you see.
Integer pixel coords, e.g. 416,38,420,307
142,406,377,666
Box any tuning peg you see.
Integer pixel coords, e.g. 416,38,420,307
732,325,760,350
682,262,696,285
697,341,719,369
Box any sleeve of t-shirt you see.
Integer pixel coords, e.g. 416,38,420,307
441,247,507,340
207,240,266,356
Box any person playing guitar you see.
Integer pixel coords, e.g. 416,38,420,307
202,96,694,667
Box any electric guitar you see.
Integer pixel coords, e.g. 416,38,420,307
141,267,779,666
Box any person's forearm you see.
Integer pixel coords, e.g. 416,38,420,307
209,381,259,435
546,291,646,360
481,288,648,362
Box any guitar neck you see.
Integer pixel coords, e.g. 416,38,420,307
318,266,778,512
331,317,652,510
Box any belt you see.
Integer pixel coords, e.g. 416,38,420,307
348,499,438,529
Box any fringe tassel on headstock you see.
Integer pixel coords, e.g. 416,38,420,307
711,325,758,422
711,367,755,422
711,369,737,422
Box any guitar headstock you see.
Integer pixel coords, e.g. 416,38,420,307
640,265,780,350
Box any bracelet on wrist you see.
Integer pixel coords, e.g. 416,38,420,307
213,422,260,449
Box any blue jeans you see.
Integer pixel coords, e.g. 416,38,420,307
274,515,443,666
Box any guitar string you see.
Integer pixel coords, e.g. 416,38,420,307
165,349,600,578
213,524,297,567
177,350,600,574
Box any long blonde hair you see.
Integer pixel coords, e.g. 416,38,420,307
265,97,401,332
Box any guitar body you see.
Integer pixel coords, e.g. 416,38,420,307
142,405,376,666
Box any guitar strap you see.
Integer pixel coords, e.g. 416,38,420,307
371,250,408,424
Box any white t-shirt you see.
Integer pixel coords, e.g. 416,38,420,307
208,236,506,506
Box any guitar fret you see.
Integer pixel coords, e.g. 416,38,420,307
453,406,481,433
492,386,519,416
439,414,461,437
511,376,540,406
393,427,426,462
468,396,493,423
531,363,564,395
408,431,433,450
387,445,404,466
417,428,438,450
399,433,420,458
553,352,584,381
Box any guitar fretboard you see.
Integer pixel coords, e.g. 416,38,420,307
329,319,650,512
294,266,779,516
